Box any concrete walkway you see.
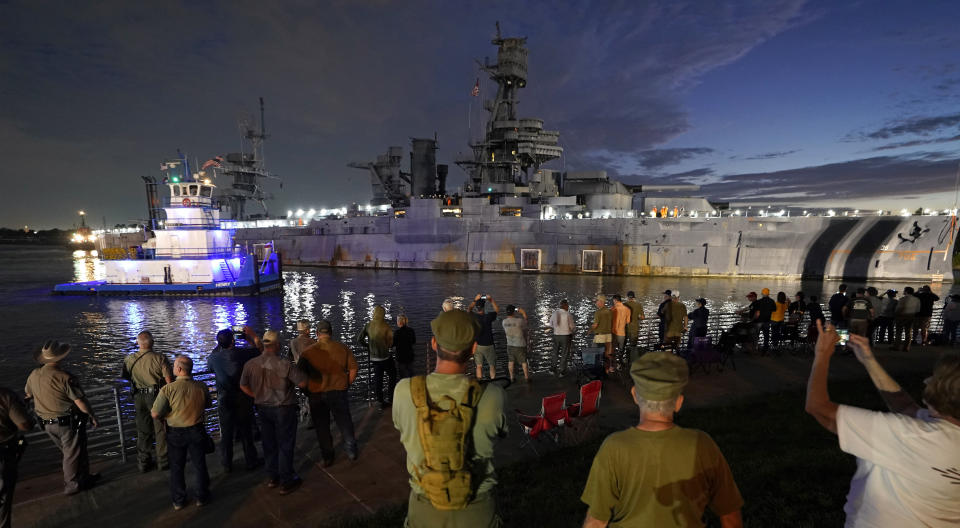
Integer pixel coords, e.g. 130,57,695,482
12,344,949,527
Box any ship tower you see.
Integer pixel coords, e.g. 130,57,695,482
457,24,563,198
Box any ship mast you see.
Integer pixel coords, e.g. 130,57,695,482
455,23,563,198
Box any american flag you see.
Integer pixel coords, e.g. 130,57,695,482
201,156,224,170
471,78,479,97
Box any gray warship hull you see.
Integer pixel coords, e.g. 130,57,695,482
235,207,957,282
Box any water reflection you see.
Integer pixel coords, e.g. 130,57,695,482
4,250,955,403
72,250,103,282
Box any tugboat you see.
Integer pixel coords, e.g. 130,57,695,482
67,211,96,251
54,167,282,296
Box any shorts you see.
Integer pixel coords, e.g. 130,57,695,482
507,346,527,364
475,345,497,367
593,334,612,344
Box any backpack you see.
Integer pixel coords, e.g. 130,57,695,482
850,299,871,320
410,375,486,510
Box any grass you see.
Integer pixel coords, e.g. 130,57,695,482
322,375,927,528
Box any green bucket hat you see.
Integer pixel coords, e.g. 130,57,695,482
431,309,480,352
630,351,689,401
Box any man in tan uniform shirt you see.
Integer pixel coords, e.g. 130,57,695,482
121,331,173,472
152,355,212,510
24,340,100,495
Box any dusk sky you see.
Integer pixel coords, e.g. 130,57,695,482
3,0,960,229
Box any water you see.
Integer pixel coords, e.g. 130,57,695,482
1,245,954,394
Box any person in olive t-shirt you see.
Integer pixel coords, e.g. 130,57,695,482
581,352,743,528
392,309,507,528
591,295,614,373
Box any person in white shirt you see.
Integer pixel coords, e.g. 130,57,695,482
806,320,960,527
548,300,576,377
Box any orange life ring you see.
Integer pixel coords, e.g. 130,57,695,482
182,197,191,207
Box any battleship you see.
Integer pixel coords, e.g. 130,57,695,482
102,27,959,283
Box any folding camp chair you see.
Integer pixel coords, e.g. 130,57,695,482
515,392,567,455
688,337,723,374
576,347,605,386
565,380,602,444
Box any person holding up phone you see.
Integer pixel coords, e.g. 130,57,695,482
805,321,960,526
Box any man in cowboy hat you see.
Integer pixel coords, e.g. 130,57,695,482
121,330,173,473
581,352,743,527
24,340,101,495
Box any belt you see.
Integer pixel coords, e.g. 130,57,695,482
40,416,72,426
133,386,160,395
167,423,204,431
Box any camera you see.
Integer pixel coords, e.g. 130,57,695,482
232,325,245,339
836,328,849,346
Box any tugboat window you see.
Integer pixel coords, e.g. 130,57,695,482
173,186,181,196
189,185,199,196
201,186,212,198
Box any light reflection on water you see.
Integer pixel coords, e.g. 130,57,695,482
0,246,955,402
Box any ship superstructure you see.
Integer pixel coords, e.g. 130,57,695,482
55,176,282,295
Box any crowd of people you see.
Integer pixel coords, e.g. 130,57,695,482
0,287,957,527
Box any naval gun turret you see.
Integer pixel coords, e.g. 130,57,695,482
348,137,449,207
456,23,563,198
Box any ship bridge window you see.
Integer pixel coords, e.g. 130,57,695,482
189,185,199,196
173,186,181,197
201,186,213,198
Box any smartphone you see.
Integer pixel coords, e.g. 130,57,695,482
836,328,849,346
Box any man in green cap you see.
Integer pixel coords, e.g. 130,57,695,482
581,352,743,527
392,309,508,527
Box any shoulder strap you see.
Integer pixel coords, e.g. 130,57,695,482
460,378,486,409
410,375,428,409
123,352,148,381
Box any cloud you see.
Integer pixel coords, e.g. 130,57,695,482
859,112,960,140
0,0,813,227
699,153,960,203
740,150,800,160
872,134,960,151
669,168,714,179
635,148,714,170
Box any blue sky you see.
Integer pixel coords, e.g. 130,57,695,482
2,0,960,228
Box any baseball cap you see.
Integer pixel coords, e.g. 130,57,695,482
316,320,333,334
663,289,672,295
761,288,770,295
262,330,281,346
431,309,480,352
630,351,689,401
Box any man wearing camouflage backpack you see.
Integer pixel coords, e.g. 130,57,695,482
392,309,508,527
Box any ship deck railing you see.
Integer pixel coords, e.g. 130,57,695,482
117,247,247,260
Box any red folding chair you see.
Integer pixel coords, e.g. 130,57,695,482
565,380,602,444
516,392,567,455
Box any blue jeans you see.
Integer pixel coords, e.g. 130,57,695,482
167,424,209,506
308,391,357,460
257,405,298,484
552,335,572,373
217,394,258,469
